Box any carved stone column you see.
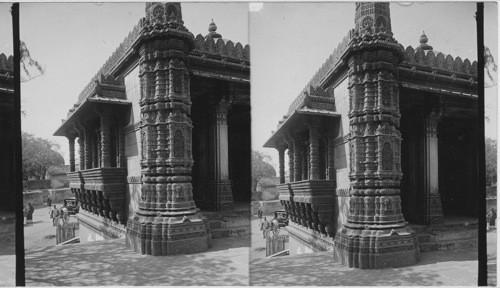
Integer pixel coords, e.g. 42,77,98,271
277,145,286,184
285,135,295,182
415,109,443,225
208,97,233,211
293,134,302,182
99,109,111,168
84,126,92,170
327,131,336,180
117,125,126,168
308,120,320,180
68,135,76,172
334,3,417,269
126,3,208,256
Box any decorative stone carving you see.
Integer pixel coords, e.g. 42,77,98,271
333,2,417,269
126,3,209,256
277,146,286,184
68,135,76,172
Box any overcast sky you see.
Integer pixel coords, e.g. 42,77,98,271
16,2,500,170
0,3,13,56
251,2,498,169
20,3,248,163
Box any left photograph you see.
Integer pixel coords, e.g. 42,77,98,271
0,2,15,287
21,2,251,286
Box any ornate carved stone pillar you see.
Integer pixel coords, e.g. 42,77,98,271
285,135,295,182
293,134,302,181
126,3,208,256
68,135,76,172
308,119,320,180
277,145,286,184
333,2,417,269
116,125,126,168
415,109,443,225
208,97,233,211
327,132,336,180
84,127,92,170
99,109,111,168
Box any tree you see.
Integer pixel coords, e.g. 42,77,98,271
484,46,497,88
485,137,497,187
251,150,276,192
22,132,64,180
20,41,45,82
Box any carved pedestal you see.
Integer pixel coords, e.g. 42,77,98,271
126,3,208,256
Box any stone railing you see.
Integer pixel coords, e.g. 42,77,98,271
278,179,336,237
0,53,13,74
402,46,477,77
68,167,127,224
193,34,250,62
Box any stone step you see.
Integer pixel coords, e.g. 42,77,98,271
206,211,250,239
413,226,478,253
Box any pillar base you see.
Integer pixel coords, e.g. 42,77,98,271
126,213,209,256
333,225,418,269
414,194,444,225
196,181,234,212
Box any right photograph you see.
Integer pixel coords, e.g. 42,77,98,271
250,2,497,286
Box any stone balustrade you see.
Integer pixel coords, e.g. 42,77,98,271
68,167,127,224
278,179,336,237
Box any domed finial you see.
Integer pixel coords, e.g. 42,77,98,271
416,31,433,51
208,19,217,32
206,19,222,39
420,31,428,44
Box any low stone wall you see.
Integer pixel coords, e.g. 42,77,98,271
23,188,74,207
487,197,497,211
23,180,51,191
50,188,74,202
23,191,44,206
251,200,284,215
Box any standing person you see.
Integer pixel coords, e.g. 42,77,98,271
46,196,52,211
262,217,270,239
62,206,69,224
258,208,262,219
24,202,34,224
487,208,497,230
51,205,60,226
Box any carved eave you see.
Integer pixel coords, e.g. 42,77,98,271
189,34,250,81
264,94,339,148
54,81,131,137
0,53,14,113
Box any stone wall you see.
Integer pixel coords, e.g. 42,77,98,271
260,186,279,201
23,191,44,206
49,174,69,189
23,188,74,206
251,200,284,216
487,198,497,211
23,180,51,191
50,188,74,202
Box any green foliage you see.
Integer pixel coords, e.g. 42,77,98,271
22,132,64,180
252,150,276,192
485,137,497,186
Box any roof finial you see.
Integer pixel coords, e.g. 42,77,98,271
206,19,222,39
420,31,428,44
417,31,433,51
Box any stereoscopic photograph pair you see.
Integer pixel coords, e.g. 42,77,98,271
0,1,497,286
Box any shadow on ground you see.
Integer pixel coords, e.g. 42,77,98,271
250,248,477,286
26,235,250,286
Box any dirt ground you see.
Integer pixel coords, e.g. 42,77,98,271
24,202,77,251
0,215,16,286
